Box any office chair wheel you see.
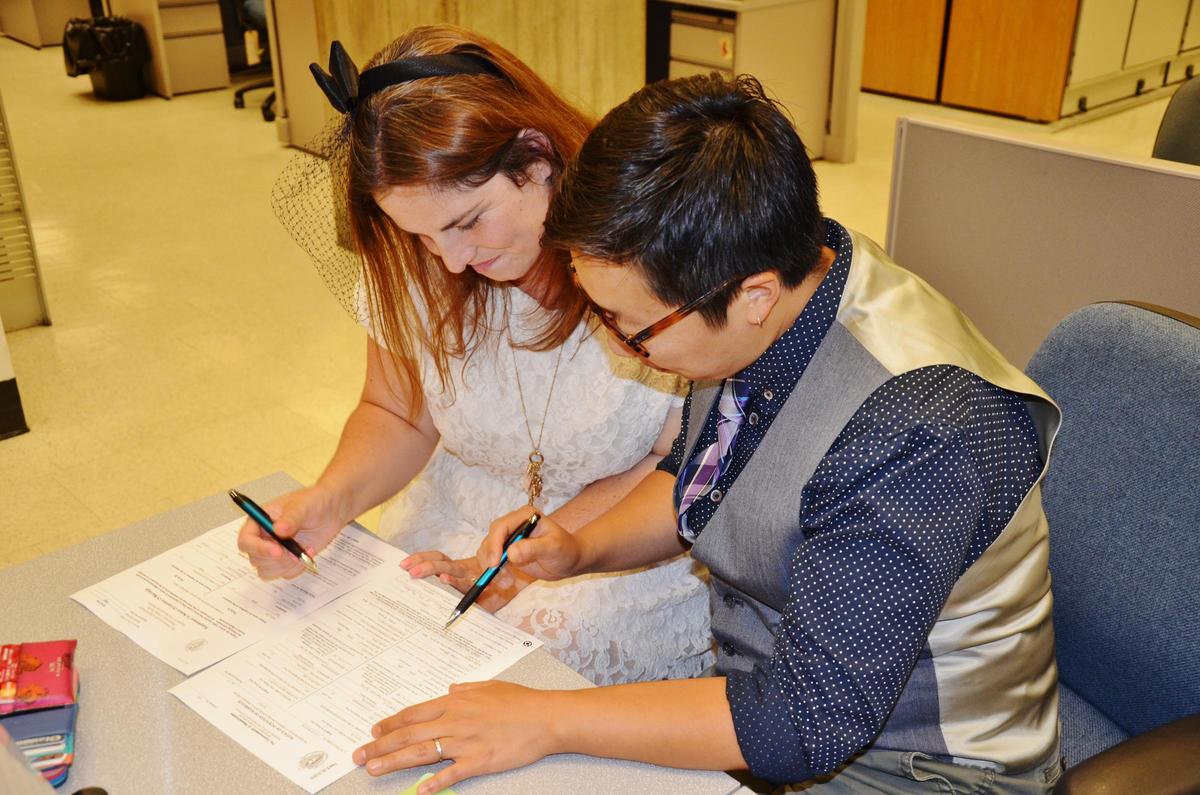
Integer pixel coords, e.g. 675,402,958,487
234,95,246,109
261,91,276,122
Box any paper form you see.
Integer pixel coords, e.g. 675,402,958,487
71,518,404,674
169,571,541,793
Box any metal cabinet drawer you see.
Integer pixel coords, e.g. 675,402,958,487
669,11,735,70
159,2,222,38
164,31,229,94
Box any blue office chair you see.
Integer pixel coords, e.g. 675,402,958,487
1025,302,1200,793
1153,77,1200,166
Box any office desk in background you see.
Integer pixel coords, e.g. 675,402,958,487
108,0,231,97
0,0,90,48
0,471,740,795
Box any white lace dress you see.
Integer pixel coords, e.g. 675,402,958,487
379,288,714,685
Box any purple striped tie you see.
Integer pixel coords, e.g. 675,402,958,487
677,378,750,541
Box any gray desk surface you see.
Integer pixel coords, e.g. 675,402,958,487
0,472,739,795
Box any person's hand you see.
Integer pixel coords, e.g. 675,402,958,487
353,681,562,793
235,485,346,580
477,506,584,583
400,551,533,612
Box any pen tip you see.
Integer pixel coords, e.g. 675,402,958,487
301,553,318,575
228,489,240,499
444,612,461,630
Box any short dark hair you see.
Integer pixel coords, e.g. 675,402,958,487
543,73,824,327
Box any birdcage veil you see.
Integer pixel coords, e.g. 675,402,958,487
270,117,364,317
269,40,507,321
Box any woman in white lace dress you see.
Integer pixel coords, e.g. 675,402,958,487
237,27,712,685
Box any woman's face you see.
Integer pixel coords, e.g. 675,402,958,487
375,162,551,287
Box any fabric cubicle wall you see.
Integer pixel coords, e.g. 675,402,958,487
886,116,1200,367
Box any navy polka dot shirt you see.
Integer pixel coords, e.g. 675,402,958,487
659,219,1043,782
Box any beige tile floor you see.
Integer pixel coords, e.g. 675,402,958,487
0,36,1171,570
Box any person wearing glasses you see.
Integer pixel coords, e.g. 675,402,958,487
237,26,714,687
354,73,1064,795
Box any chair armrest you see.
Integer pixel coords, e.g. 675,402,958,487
1055,713,1200,795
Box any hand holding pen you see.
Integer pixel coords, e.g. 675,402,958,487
444,513,542,628
233,488,334,578
476,507,585,584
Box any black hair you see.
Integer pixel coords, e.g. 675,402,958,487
543,73,824,327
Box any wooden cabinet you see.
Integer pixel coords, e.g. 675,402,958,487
864,0,1200,122
861,0,946,101
940,0,1078,122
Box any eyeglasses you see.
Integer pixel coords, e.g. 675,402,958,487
569,264,741,358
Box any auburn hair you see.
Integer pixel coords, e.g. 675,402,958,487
346,26,590,414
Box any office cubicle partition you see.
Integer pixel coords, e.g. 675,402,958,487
887,116,1200,366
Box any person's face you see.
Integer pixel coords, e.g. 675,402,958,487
374,162,551,285
571,254,765,381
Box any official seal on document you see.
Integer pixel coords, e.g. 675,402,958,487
300,751,328,770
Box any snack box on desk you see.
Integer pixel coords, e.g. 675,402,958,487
0,641,79,788
0,702,78,787
1,641,78,715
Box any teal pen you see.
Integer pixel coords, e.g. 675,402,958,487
444,514,540,629
229,489,319,575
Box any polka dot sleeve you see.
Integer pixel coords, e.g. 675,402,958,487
725,366,1042,783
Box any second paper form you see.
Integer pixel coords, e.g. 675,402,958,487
171,570,541,793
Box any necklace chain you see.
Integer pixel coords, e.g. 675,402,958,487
509,320,566,508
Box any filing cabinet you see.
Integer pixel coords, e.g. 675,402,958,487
108,0,230,97
1062,0,1194,118
864,0,1200,122
647,0,865,162
667,10,735,79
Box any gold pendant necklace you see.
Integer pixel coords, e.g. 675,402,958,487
509,322,566,509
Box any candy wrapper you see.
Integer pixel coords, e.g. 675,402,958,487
0,641,78,716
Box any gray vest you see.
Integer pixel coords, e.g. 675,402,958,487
687,323,889,674
681,229,1060,770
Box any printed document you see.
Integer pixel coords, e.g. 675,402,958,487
71,518,403,674
170,571,541,793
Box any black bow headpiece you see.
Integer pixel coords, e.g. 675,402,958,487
310,40,504,114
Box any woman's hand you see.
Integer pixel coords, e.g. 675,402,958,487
477,506,586,582
235,485,346,579
353,681,563,794
400,551,533,612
